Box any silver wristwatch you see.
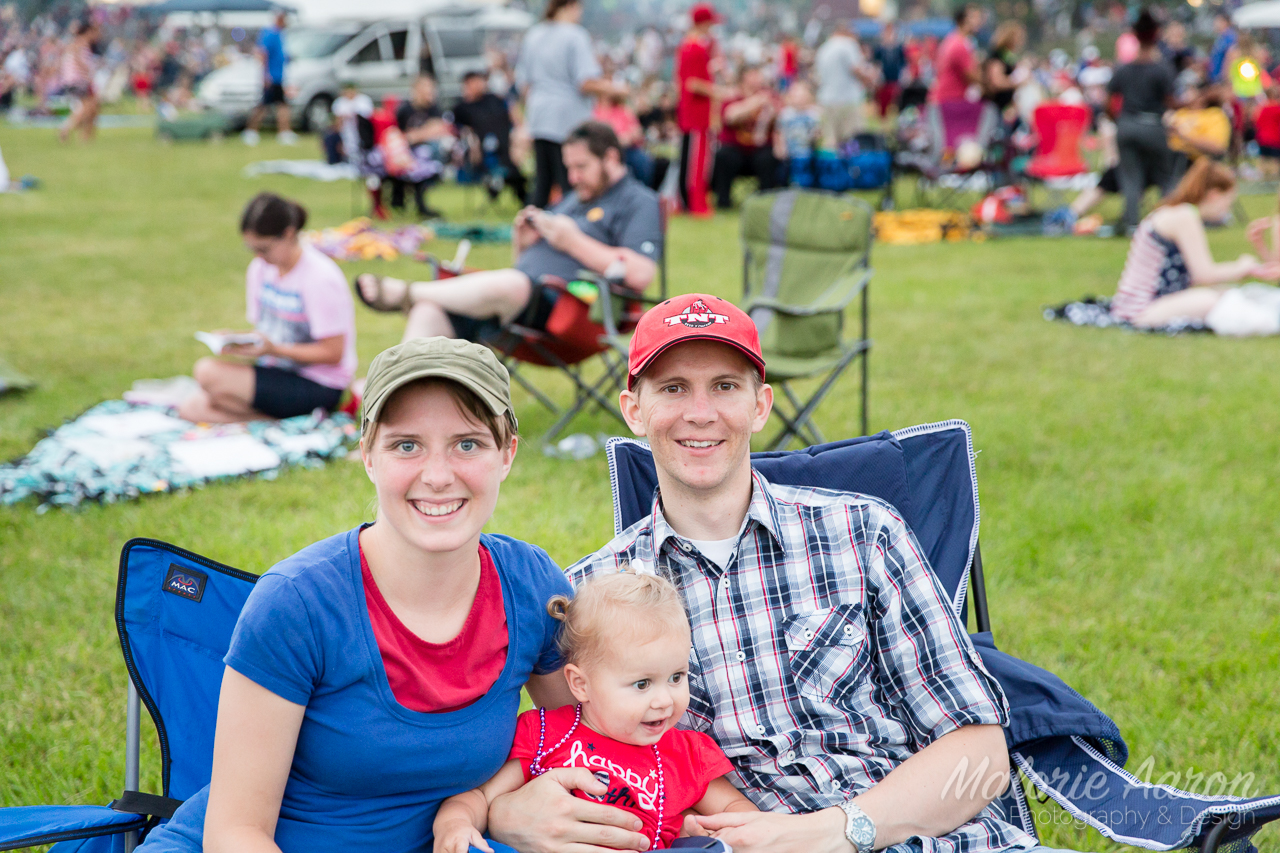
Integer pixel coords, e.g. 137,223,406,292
838,799,876,853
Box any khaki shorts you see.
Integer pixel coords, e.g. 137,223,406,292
820,103,863,149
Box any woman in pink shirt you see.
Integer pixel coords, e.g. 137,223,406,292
178,193,357,423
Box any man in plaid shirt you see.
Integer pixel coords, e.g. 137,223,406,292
489,294,1073,853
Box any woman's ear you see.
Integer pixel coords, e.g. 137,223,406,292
564,664,591,704
499,435,518,482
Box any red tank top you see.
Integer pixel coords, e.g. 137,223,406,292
361,542,508,713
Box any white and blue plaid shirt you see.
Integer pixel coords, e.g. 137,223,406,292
566,470,1038,853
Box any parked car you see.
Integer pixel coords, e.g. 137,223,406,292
196,5,530,131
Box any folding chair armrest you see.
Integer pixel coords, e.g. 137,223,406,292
0,804,146,850
744,267,872,317
566,269,660,337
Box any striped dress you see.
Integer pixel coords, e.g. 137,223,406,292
1110,214,1191,322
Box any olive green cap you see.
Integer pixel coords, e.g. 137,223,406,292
361,336,517,433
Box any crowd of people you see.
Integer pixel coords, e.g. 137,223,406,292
0,4,264,140
8,0,1280,220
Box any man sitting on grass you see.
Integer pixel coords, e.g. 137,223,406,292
488,294,1066,853
352,121,662,346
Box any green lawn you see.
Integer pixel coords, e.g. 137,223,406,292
1,126,1277,853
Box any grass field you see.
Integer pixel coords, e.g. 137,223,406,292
1,125,1277,853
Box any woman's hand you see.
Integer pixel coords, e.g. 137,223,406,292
223,337,273,358
487,767,651,853
434,818,493,853
1250,260,1280,280
688,808,848,853
1245,215,1278,260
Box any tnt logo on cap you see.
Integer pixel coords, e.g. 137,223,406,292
663,298,730,329
628,293,765,389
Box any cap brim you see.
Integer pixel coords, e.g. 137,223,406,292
628,335,766,389
363,365,513,428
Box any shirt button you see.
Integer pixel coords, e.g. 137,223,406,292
755,724,767,735
784,750,796,763
803,629,815,640
734,650,746,662
843,624,855,636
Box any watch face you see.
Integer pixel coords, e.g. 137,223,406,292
851,816,876,848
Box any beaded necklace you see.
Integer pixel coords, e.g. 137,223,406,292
528,704,668,849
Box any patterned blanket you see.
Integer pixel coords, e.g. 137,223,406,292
1043,296,1208,334
1,400,358,511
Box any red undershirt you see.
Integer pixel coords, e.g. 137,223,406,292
360,542,508,713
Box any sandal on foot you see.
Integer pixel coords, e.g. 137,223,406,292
353,274,413,313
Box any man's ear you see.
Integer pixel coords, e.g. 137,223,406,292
619,387,648,437
564,663,591,704
751,382,774,435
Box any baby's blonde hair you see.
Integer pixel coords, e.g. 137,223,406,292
547,571,689,668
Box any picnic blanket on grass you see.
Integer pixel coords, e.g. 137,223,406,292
1043,296,1208,334
244,159,361,182
431,222,513,243
1,400,358,511
305,217,434,261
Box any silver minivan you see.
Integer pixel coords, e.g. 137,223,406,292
196,5,530,130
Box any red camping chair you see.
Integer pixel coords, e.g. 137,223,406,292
1255,102,1280,152
1025,102,1091,180
1022,102,1091,209
486,273,658,454
484,209,669,454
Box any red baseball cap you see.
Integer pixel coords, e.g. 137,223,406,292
689,2,721,24
627,293,765,389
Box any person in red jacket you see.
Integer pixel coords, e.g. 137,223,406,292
675,3,725,217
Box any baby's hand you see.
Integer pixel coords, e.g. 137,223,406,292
433,819,492,853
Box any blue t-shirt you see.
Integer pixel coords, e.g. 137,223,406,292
140,528,571,853
258,26,286,84
1210,30,1237,82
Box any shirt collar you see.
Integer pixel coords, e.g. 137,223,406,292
647,468,784,555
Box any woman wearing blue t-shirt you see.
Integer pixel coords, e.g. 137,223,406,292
141,337,577,853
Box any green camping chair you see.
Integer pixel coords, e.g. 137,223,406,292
741,189,872,450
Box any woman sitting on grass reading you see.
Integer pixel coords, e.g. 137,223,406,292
142,338,575,853
434,571,758,853
178,192,356,423
1110,159,1280,329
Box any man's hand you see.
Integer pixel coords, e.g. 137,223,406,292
689,808,849,853
531,211,582,253
487,767,651,853
513,206,542,252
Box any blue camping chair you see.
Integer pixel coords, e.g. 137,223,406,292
605,420,1280,853
0,539,259,852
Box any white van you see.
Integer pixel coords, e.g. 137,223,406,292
196,5,530,131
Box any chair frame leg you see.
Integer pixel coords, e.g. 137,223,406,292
494,335,630,454
860,283,869,438
765,341,870,451
124,681,141,853
1200,814,1233,853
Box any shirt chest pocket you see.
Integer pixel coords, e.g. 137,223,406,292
782,604,871,707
